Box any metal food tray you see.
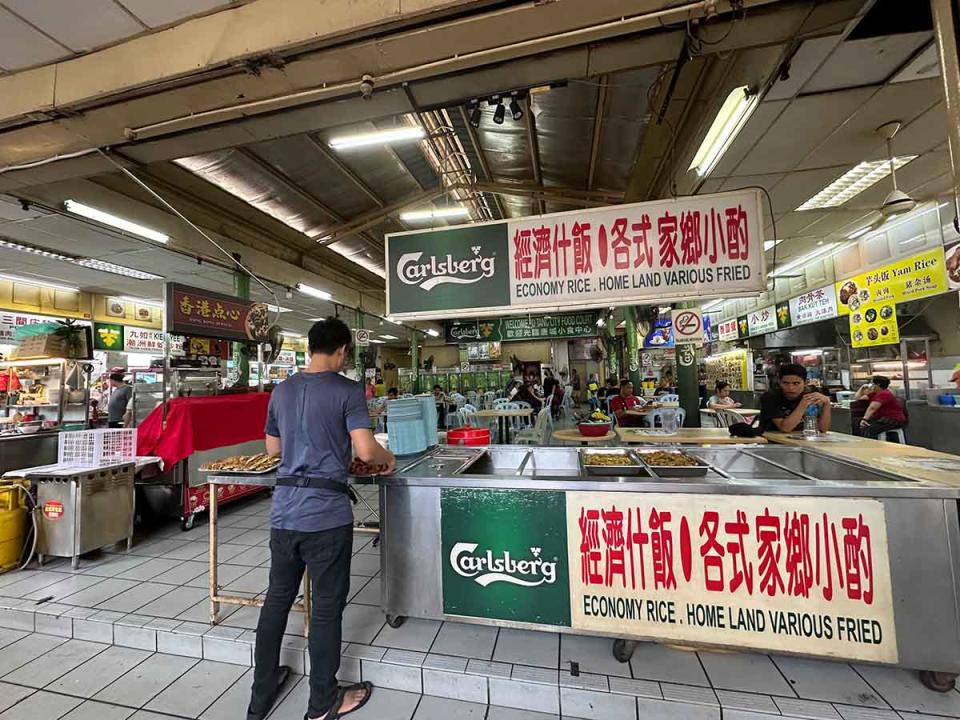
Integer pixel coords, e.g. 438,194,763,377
579,448,645,476
634,449,710,477
199,464,279,475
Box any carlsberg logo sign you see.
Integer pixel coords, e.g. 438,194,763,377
397,245,496,291
450,542,557,587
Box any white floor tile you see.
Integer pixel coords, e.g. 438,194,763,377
348,687,421,720
374,618,441,652
853,664,960,715
145,659,246,718
629,643,709,686
136,587,208,619
772,656,887,708
485,707,560,720
196,667,255,720
559,634,631,678
0,683,34,714
58,700,135,720
0,633,68,676
61,578,141,607
430,622,498,661
699,651,794,696
97,583,174,613
342,604,386,645
95,653,198,707
493,629,559,669
412,695,485,719
115,558,182,582
0,690,82,720
49,645,152,698
4,639,106,688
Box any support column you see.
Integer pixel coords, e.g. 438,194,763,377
932,0,960,223
411,333,420,394
625,306,642,388
676,304,701,427
232,254,250,388
354,312,365,383
605,316,619,381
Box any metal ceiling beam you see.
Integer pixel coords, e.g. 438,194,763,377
302,133,387,209
523,96,544,215
457,105,506,219
587,75,609,191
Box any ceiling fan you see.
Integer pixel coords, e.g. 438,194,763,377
845,121,918,236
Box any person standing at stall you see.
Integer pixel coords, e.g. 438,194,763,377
758,363,831,434
248,317,395,720
107,372,132,428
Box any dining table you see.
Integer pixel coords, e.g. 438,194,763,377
474,408,534,443
616,427,768,444
551,428,617,446
701,407,761,426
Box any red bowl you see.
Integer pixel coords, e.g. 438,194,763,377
578,422,611,437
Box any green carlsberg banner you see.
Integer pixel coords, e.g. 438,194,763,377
441,488,570,626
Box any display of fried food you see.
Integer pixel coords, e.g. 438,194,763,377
350,458,389,476
584,453,636,466
640,451,700,466
201,453,280,472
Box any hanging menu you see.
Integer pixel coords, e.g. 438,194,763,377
789,285,838,326
835,247,947,315
746,305,776,336
850,300,899,348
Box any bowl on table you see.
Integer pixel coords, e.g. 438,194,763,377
578,421,612,437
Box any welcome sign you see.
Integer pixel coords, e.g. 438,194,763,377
387,190,766,319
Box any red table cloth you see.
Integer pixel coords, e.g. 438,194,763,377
137,393,270,469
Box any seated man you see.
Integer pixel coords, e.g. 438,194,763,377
858,375,907,440
758,363,831,433
609,380,650,427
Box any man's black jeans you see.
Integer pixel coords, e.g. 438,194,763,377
249,524,353,719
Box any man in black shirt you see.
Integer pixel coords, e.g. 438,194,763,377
758,363,831,433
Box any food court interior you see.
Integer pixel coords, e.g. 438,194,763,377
2,1,960,719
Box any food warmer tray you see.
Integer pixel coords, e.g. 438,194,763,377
634,449,711,478
578,448,646,476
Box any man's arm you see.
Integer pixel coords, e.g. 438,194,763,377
817,395,832,432
350,428,396,474
771,395,813,432
265,434,281,457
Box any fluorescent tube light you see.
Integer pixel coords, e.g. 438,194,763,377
75,259,162,280
771,243,840,277
385,317,401,325
796,157,917,211
0,273,78,292
265,304,291,313
116,296,163,306
280,331,302,338
369,339,386,344
328,127,425,150
596,318,605,328
399,207,470,222
764,239,783,252
296,283,332,301
847,225,872,240
689,86,758,177
426,329,440,337
0,238,70,261
701,298,726,312
379,334,399,340
64,199,170,243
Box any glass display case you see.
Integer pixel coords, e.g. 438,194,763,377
130,369,164,427
790,347,844,390
849,336,932,400
0,358,91,429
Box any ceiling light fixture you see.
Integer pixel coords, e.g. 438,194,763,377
327,127,425,150
493,102,506,125
847,225,872,240
426,328,440,337
689,85,758,178
796,156,917,211
265,304,291,313
0,238,70,261
509,98,523,121
369,338,386,344
74,259,163,280
296,283,333,301
0,273,78,292
280,331,303,338
64,199,170,244
399,207,470,222
469,103,482,128
379,334,399,340
116,296,164,306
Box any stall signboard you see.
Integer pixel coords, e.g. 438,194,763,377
746,306,776,336
946,240,960,291
736,315,749,339
274,350,297,366
165,282,271,342
789,285,838,326
94,322,123,351
445,313,597,344
440,489,896,661
775,302,791,330
835,247,948,316
0,312,51,343
124,327,165,353
643,319,674,348
673,309,704,345
717,318,739,342
388,189,766,318
850,300,899,348
705,349,752,391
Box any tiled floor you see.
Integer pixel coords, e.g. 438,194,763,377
0,489,956,720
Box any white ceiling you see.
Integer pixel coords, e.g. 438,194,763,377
0,0,236,73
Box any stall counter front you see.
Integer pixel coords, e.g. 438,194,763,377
137,393,271,529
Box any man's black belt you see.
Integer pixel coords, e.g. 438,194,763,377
276,476,358,503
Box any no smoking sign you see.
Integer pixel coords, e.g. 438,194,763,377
673,309,704,346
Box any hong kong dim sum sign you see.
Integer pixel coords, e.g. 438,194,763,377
386,189,766,319
166,283,270,343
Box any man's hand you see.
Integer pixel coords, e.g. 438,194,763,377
379,454,397,476
802,392,830,408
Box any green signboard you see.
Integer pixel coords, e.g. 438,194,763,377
93,322,124,351
446,312,596,344
388,224,510,315
775,301,792,330
441,488,570,626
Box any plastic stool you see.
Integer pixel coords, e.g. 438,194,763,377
878,428,906,444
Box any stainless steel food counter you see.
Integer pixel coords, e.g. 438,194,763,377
376,444,960,691
0,432,59,475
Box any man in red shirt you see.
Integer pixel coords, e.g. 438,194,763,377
609,380,650,427
859,375,907,440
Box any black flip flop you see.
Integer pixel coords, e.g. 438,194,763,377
247,665,292,720
308,681,374,720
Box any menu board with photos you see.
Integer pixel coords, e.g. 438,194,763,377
850,300,899,348
704,349,753,391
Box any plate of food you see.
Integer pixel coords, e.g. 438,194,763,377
349,458,391,476
580,449,646,476
200,453,280,474
634,449,709,477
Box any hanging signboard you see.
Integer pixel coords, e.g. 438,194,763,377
0,313,59,344
94,322,124,351
124,327,165,354
165,283,271,342
736,315,749,339
440,488,896,662
643,319,674,348
387,189,766,318
746,305,777,336
835,247,947,316
673,309,704,345
775,301,791,330
445,312,597,343
717,318,739,342
789,285,838,326
946,240,960,291
355,329,370,347
850,300,899,348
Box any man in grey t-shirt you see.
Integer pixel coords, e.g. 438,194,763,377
248,318,395,720
107,373,131,428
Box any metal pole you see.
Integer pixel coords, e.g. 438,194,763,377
208,481,220,624
605,315,619,381
932,0,960,223
411,333,420,394
624,307,642,388
232,253,251,388
676,303,702,427
355,312,365,383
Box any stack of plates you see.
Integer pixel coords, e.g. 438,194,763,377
417,394,439,448
387,399,427,455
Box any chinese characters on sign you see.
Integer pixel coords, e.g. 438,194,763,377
717,318,739,342
566,493,896,662
124,328,165,354
166,283,270,342
835,248,947,316
501,313,597,341
850,300,899,349
746,305,777,336
789,285,839,326
387,190,766,317
0,313,49,343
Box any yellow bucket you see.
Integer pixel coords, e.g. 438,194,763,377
0,483,28,574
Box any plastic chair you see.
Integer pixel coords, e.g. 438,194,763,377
467,391,479,406
515,407,554,445
644,407,686,429
458,404,478,428
659,393,680,403
714,409,746,428
483,392,496,410
877,428,906,444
